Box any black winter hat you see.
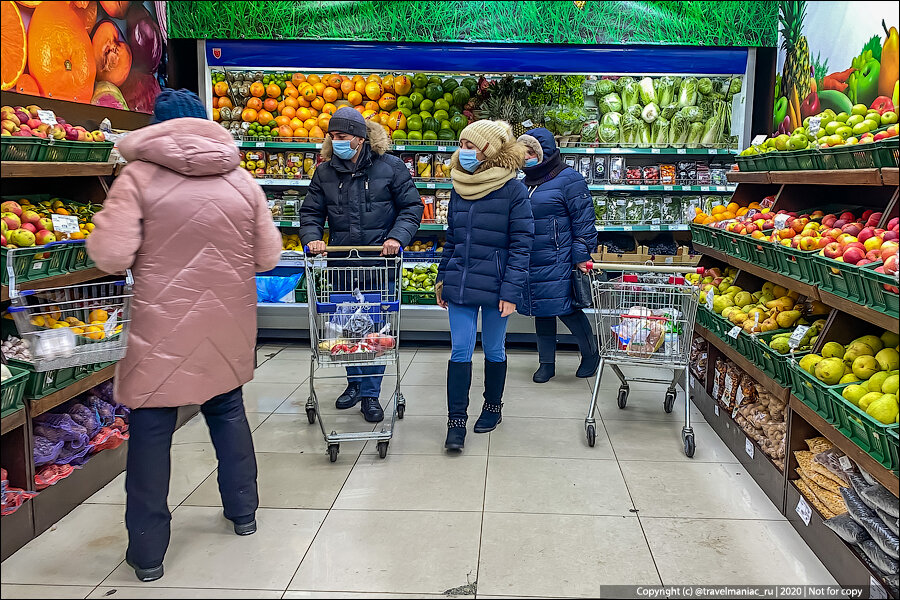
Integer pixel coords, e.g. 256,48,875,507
327,107,368,139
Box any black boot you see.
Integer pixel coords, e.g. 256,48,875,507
474,359,507,433
335,382,361,409
533,317,557,383
445,361,472,450
126,557,164,583
561,310,600,378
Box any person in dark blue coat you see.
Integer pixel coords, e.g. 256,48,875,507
436,120,534,451
517,128,600,383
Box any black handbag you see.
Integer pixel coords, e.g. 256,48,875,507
571,268,593,309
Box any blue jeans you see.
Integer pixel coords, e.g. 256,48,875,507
346,365,385,397
448,302,509,362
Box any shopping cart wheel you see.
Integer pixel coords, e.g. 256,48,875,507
397,394,406,419
586,424,596,447
617,386,629,409
327,444,339,462
377,440,389,459
682,432,695,458
663,389,676,414
306,406,317,424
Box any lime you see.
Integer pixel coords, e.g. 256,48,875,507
391,129,408,141
407,130,423,141
423,130,438,140
433,109,449,122
420,99,434,113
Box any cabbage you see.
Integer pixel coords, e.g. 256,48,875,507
615,76,634,94
601,111,621,128
637,120,651,148
622,81,641,108
641,102,659,123
669,113,690,147
657,76,676,107
621,113,641,146
599,123,619,144
652,117,670,148
678,77,698,107
727,77,742,95
679,105,703,123
595,78,616,97
626,104,643,118
580,120,599,143
660,103,678,120
698,98,714,121
697,77,713,95
638,77,657,105
687,121,704,147
599,92,622,114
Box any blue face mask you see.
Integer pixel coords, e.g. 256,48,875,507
459,149,482,172
332,139,358,160
524,157,539,167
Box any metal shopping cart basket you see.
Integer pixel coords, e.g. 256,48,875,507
6,250,133,371
304,246,406,462
584,262,702,457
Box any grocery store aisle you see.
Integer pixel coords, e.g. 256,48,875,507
1,346,837,599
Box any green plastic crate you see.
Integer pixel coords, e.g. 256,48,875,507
1,137,44,161
6,359,79,400
705,228,738,256
39,139,113,163
774,245,820,284
827,385,900,471
876,137,898,167
401,290,437,305
788,360,845,424
67,242,95,271
0,364,29,416
809,254,867,303
690,224,713,248
735,154,764,172
0,244,72,286
781,148,823,170
733,232,779,270
768,152,789,171
750,331,810,387
858,262,900,319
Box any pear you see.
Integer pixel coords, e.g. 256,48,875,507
776,310,801,329
858,391,885,410
866,396,899,425
772,285,788,298
852,355,881,380
815,357,845,385
762,282,775,295
799,354,823,374
725,285,742,295
882,374,899,395
868,371,890,393
875,348,899,371
881,330,900,348
769,337,790,354
842,384,869,406
853,335,884,352
821,341,845,359
840,373,861,384
844,341,876,365
734,291,753,308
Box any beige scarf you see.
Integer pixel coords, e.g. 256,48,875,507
450,166,516,200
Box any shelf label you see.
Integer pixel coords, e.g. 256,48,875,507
395,145,405,151
728,326,741,339
838,455,852,471
807,116,822,137
716,186,727,192
426,183,435,189
789,325,810,350
51,214,80,233
651,148,661,154
714,404,719,417
795,496,812,526
639,185,649,190
677,148,687,154
751,134,767,146
437,146,447,152
255,141,265,147
651,218,661,225
37,110,57,125
616,199,627,205
586,147,596,154
650,225,660,231
706,291,714,311
870,576,888,599
623,225,633,231
521,119,534,128
745,437,755,458
700,186,711,191
292,221,301,228
663,185,674,191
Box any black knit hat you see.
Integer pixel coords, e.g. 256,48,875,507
327,107,368,139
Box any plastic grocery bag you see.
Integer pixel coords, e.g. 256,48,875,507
823,513,870,544
841,487,900,559
256,274,302,303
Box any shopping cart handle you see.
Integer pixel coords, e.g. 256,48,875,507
586,261,704,275
305,245,403,257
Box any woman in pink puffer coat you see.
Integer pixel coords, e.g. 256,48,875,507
87,89,281,583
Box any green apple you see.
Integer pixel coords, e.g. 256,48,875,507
826,134,843,146
835,112,850,122
866,111,882,124
851,104,869,116
847,114,865,127
835,125,853,138
774,134,790,151
789,134,808,150
816,127,827,138
803,116,811,128
825,121,842,135
882,111,899,125
852,122,871,135
794,126,807,136
862,118,880,131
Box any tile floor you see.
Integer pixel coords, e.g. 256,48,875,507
1,345,837,599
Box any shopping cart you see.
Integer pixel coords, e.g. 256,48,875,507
304,246,406,462
6,248,133,371
584,262,703,457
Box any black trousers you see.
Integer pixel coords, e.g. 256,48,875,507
534,309,596,364
125,386,258,568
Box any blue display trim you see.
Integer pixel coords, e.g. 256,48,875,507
206,40,748,75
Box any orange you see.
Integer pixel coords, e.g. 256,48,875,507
70,1,97,33
263,97,278,112
212,96,219,108
289,116,303,129
354,105,366,114
55,208,70,215
736,207,749,216
388,110,406,130
702,216,716,225
393,75,411,95
277,125,293,139
726,202,739,213
217,96,233,109
246,96,263,111
300,84,316,100
366,73,382,84
277,100,285,113
308,125,324,141
364,81,382,100
310,96,324,111
213,80,229,96
297,98,310,108
250,81,265,97
266,83,281,98
303,117,317,130
312,82,326,96
721,211,736,220
293,127,308,140
14,73,41,95
324,74,341,88
306,73,321,84
711,205,726,215
27,2,96,101
317,114,331,129
1,1,27,91
296,107,311,121
377,112,390,126
257,109,274,124
362,100,377,112
382,74,394,92
322,102,336,115
284,96,299,109
281,106,296,119
275,115,291,127
308,107,319,117
322,86,339,103
291,73,306,86
361,109,377,120
212,107,220,121
378,92,396,110
88,309,108,323
340,79,354,95
346,90,363,106
241,108,258,122
284,85,299,99
351,74,365,83
354,79,366,94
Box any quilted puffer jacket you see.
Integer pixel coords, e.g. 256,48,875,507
86,117,282,410
298,119,423,248
519,128,597,317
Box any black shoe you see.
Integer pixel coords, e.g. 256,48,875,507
335,382,361,409
445,422,466,450
533,363,555,383
360,397,384,422
446,361,472,450
234,519,257,536
126,558,164,583
474,359,507,433
576,352,600,378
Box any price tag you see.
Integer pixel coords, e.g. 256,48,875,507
255,141,265,147
437,146,447,152
650,225,660,231
426,183,435,189
395,145,406,151
789,325,810,350
795,496,812,525
292,221,301,228
31,260,45,271
623,225,633,231
728,326,741,339
808,116,822,136
651,218,661,225
586,147,596,154
51,214,80,233
315,143,322,149
521,119,534,128
103,308,121,338
37,109,57,125
745,437,755,458
716,185,727,192
839,455,852,471
751,134,767,146
663,185,674,191
706,291,715,311
700,186,711,191
773,213,791,229
714,404,720,416
261,179,274,186
732,404,740,418
651,148,661,154
870,576,888,599
677,148,687,154
617,199,627,206
639,185,649,190
753,311,760,328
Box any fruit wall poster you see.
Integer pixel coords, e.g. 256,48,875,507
1,0,168,113
773,0,898,134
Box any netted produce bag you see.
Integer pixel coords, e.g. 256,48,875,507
34,464,76,490
33,435,65,467
68,403,102,438
1,468,37,515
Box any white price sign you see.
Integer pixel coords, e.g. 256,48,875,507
437,146,447,152
869,576,888,599
714,404,720,417
751,134,768,146
677,148,687,154
795,496,812,525
623,225,633,231
663,185,674,191
50,214,80,233
426,183,435,189
728,326,741,339
745,437,755,458
807,116,822,136
706,291,715,311
789,325,810,350
586,147,596,154
521,119,534,128
255,141,265,147
639,185,649,190
700,186,711,191
37,110,57,125
395,145,405,151
651,148,661,154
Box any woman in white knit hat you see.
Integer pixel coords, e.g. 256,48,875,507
435,120,534,451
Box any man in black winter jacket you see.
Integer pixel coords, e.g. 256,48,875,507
299,107,423,422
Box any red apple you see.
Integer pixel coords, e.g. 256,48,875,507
823,242,843,259
881,242,898,263
884,254,898,274
0,201,22,217
857,259,873,266
21,222,36,234
844,241,866,252
842,223,862,237
822,215,837,228
888,217,899,230
840,212,855,221
1,212,21,230
799,237,819,251
843,247,866,264
883,230,899,242
862,209,874,221
34,230,56,245
778,228,796,239
833,219,848,229
817,237,831,249
858,227,876,243
21,210,40,226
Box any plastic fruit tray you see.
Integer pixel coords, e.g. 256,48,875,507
819,138,898,170
689,224,713,248
858,262,900,319
6,358,78,400
787,360,844,424
67,242,95,272
773,244,820,284
401,290,437,305
0,364,29,417
750,331,810,387
809,254,868,303
732,233,779,271
0,138,44,161
827,384,900,471
38,139,113,163
0,245,72,286
781,148,823,171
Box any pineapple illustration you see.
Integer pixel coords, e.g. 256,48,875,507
779,1,811,104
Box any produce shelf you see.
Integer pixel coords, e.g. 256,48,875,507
595,224,690,232
588,184,735,192
0,267,108,302
882,167,899,186
27,365,116,418
816,289,900,335
726,171,770,184
0,407,25,436
1,161,116,178
560,147,737,155
0,497,33,562
768,169,883,186
789,396,898,497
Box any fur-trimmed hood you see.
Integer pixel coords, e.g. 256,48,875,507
449,140,526,201
320,118,391,160
449,139,526,173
